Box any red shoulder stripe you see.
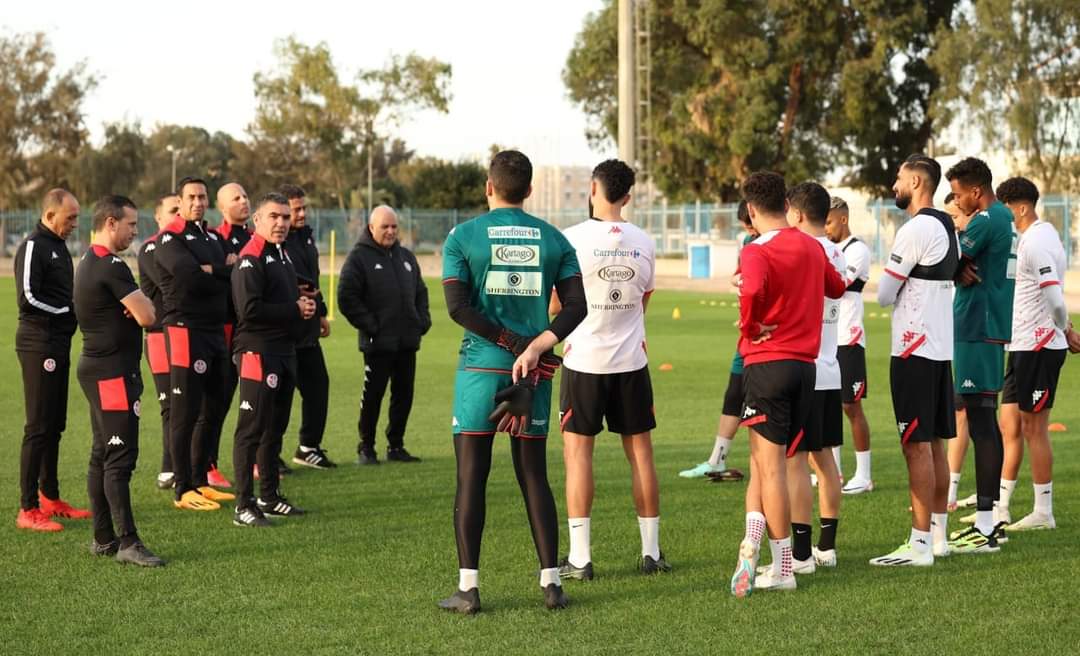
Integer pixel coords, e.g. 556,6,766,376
91,245,110,257
214,222,231,240
239,233,265,258
164,216,186,234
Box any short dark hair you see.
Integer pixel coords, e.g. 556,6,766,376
489,150,532,204
786,181,830,226
829,196,848,212
945,157,992,191
91,195,137,231
592,159,635,203
741,171,787,215
176,176,208,197
996,177,1040,205
736,200,751,226
255,191,290,213
943,191,955,205
155,193,177,210
902,154,942,192
280,183,306,200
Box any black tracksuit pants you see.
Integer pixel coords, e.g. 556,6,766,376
358,350,416,452
232,352,296,507
17,350,69,510
77,364,142,545
192,323,238,469
296,344,329,449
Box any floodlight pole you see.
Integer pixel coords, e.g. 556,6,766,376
618,0,636,169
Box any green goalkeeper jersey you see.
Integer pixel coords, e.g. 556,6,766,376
442,207,580,370
954,200,1017,342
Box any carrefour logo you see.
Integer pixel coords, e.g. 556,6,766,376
598,264,635,282
492,244,539,266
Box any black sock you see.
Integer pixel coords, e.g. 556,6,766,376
965,399,1003,506
818,517,839,551
95,530,116,546
119,533,139,549
792,523,812,561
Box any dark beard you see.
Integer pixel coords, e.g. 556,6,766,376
588,198,594,218
894,193,911,211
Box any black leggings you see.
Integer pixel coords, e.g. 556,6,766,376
964,397,1003,511
453,434,558,570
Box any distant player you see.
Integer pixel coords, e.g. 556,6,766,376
14,188,91,531
230,192,316,526
824,196,874,494
782,182,845,573
137,193,181,490
679,201,756,480
871,155,958,566
728,172,846,596
946,157,1015,554
438,150,586,614
995,177,1070,531
554,159,668,582
75,195,164,566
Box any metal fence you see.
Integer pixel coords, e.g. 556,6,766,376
2,196,1077,266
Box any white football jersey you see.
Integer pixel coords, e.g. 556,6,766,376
561,219,656,374
885,211,958,361
1009,220,1067,352
815,236,846,390
838,236,871,348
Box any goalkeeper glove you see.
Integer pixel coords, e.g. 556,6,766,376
496,329,534,356
488,375,538,436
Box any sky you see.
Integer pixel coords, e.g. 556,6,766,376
3,0,615,166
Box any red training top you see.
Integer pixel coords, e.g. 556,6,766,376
738,227,846,365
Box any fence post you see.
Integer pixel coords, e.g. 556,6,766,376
328,230,336,321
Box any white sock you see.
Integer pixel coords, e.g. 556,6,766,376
744,511,766,545
947,472,962,505
831,446,842,476
638,516,660,560
999,478,1017,513
459,568,478,592
157,472,173,481
854,450,871,481
769,537,793,576
1034,481,1053,515
708,436,732,468
539,567,561,588
975,509,994,535
909,527,932,554
930,513,948,547
567,517,591,567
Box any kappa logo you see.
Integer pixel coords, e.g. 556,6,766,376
742,406,758,419
232,237,239,245
452,416,460,427
209,232,218,240
193,359,207,374
107,435,124,446
239,259,253,269
266,255,276,264
111,256,122,264
158,392,166,401
608,225,622,234
145,243,156,252
404,261,412,272
240,400,253,411
172,387,182,395
852,381,864,396
1032,389,1045,404
374,263,383,270
161,234,173,243
901,330,919,345
42,358,57,372
1035,327,1050,339
266,373,279,389
897,421,909,434
961,379,976,389
133,400,140,417
185,234,196,241
51,251,59,259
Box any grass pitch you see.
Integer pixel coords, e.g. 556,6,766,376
2,277,1079,655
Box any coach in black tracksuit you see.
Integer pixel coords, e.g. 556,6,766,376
281,185,333,469
154,177,234,508
14,189,89,528
231,192,314,525
338,205,430,464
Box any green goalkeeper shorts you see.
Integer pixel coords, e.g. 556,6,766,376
451,367,553,438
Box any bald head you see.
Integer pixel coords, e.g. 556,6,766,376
368,205,399,248
217,183,250,226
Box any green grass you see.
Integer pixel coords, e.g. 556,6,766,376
2,277,1080,655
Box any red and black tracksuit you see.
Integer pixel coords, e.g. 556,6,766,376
154,217,232,498
138,235,172,474
74,245,145,547
190,221,252,470
14,223,78,511
231,235,305,508
283,225,329,450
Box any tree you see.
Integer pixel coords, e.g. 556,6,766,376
0,32,96,207
564,1,958,200
931,0,1080,193
137,125,240,203
69,122,148,204
391,157,487,209
249,37,451,211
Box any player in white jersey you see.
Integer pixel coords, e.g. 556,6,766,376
872,155,959,566
994,177,1075,531
825,196,874,494
554,160,669,580
780,182,846,573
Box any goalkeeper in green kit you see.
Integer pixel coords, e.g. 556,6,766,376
438,151,587,614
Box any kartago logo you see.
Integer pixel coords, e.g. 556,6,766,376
491,244,540,266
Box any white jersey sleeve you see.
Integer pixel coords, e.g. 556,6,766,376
838,237,870,347
561,220,656,374
1009,221,1067,352
887,213,956,361
815,236,845,389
